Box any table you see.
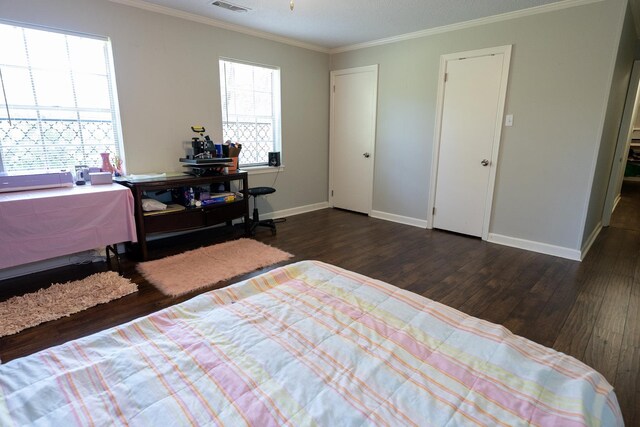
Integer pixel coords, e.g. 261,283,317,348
115,172,250,260
0,184,137,270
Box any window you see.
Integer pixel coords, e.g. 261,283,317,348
0,22,123,173
219,59,281,166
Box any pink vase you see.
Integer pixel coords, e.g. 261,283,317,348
100,153,114,174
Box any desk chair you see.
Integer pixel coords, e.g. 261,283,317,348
247,186,285,234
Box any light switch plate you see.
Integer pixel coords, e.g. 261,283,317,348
505,114,513,127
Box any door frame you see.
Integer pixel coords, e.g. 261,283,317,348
602,60,640,226
427,45,512,240
329,65,379,214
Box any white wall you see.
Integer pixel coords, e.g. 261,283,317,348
582,1,637,247
330,0,628,254
1,0,634,260
0,0,330,214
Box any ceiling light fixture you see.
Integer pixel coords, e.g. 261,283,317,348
290,0,294,11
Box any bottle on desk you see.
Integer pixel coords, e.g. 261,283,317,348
183,187,196,207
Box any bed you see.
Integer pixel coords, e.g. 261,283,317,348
0,260,622,426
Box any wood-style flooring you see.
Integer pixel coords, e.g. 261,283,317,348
1,186,640,425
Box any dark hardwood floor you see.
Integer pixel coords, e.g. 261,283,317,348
1,191,640,425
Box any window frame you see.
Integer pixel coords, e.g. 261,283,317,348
219,57,282,168
0,20,125,174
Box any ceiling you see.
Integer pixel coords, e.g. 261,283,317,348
115,0,576,51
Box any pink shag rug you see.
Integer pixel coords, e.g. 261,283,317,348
0,272,137,337
137,238,293,297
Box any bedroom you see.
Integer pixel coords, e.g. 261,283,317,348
0,0,638,425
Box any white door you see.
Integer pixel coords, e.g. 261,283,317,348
329,65,378,214
430,46,511,238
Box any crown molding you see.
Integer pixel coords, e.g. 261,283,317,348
108,0,329,53
109,0,608,56
330,0,606,54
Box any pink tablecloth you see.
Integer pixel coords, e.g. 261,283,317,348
0,184,137,270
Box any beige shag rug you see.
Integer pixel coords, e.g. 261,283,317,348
137,238,293,297
0,272,137,337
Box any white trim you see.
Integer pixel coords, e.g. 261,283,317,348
330,0,605,54
0,251,101,281
106,38,127,175
108,0,328,53
259,201,330,220
329,65,378,215
487,233,581,261
580,221,602,260
426,51,448,230
109,0,604,55
243,165,285,175
219,56,280,71
603,59,640,227
370,210,428,228
427,45,512,242
483,47,511,240
0,18,108,41
613,194,622,212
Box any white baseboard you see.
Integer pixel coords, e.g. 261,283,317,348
362,211,580,260
487,233,581,261
261,201,330,220
613,194,621,212
0,251,104,281
580,222,602,261
369,210,428,228
3,202,586,281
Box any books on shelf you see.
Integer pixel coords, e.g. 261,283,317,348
143,192,240,214
200,192,236,206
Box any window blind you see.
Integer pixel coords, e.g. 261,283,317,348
0,22,123,173
219,59,281,166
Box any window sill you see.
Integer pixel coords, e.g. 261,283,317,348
241,165,285,175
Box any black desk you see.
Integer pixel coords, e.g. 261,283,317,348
116,172,249,260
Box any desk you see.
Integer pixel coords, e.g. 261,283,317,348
116,172,250,260
0,184,137,270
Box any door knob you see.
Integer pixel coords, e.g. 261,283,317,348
481,159,489,166
363,153,370,158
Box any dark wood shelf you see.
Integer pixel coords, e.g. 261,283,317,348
116,172,250,260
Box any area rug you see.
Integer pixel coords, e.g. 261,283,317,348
0,272,137,338
137,238,293,297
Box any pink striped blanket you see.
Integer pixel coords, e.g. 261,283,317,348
0,261,622,426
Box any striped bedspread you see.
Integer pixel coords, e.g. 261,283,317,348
0,260,622,426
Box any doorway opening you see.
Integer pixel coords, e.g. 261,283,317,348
604,60,640,232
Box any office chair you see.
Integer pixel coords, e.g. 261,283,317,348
247,186,285,235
